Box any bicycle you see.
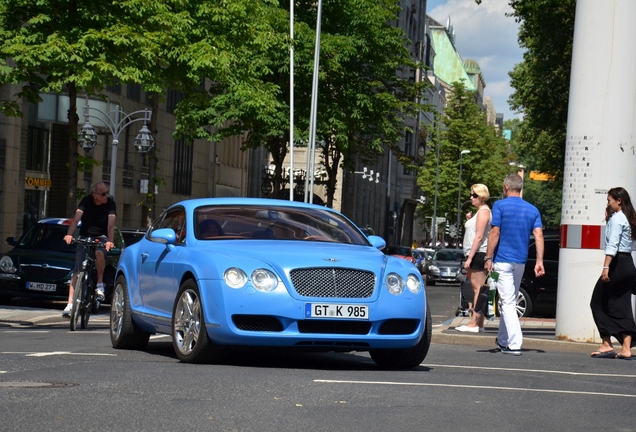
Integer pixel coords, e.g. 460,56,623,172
69,237,103,331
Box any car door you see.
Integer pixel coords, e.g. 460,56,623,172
533,238,559,313
138,207,186,324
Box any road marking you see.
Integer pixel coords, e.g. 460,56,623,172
2,351,116,357
314,379,636,398
3,330,50,333
423,363,636,379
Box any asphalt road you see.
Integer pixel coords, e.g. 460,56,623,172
2,294,636,432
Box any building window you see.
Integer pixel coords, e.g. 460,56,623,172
128,84,141,102
166,89,183,114
173,138,193,195
0,138,5,170
122,163,134,188
403,132,412,175
26,126,50,172
106,81,122,95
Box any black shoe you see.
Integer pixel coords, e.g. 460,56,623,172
501,346,521,356
495,338,506,351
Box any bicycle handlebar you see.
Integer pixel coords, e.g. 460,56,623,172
72,237,105,247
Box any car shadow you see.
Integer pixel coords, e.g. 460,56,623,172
142,339,432,371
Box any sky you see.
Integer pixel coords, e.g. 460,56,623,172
426,0,524,121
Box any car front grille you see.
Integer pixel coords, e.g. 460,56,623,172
20,264,71,280
297,320,371,334
289,268,375,298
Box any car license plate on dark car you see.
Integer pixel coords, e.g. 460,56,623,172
26,282,56,292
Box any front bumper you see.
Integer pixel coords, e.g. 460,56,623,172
198,278,427,350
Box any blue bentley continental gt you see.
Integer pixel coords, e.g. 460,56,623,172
110,198,430,369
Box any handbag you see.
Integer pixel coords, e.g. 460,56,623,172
486,271,499,319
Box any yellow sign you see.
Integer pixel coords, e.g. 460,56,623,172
25,177,52,188
529,171,553,181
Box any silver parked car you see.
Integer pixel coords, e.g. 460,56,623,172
425,248,464,285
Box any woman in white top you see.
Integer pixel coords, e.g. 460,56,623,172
456,184,491,333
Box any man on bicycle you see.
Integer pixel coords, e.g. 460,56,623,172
62,181,116,317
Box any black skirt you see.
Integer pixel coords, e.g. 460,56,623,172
590,252,636,346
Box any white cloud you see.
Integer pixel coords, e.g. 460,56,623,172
428,0,524,121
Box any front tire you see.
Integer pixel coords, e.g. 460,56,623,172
69,271,85,331
496,287,533,318
370,307,432,370
172,280,226,363
110,275,150,349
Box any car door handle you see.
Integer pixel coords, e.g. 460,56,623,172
141,253,148,263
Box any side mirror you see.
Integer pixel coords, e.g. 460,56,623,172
6,237,18,247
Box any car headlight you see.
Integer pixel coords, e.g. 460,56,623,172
406,274,421,294
385,272,404,295
428,265,439,273
0,256,16,273
251,268,278,292
224,268,248,289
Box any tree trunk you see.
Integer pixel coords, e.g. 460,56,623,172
65,83,79,217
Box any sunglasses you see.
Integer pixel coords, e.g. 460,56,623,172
98,191,109,197
470,193,479,199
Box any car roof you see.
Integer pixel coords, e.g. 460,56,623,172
37,218,75,226
169,197,335,213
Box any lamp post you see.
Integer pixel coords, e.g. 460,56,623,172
456,149,471,247
77,99,154,200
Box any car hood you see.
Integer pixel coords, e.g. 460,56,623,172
7,248,74,267
431,260,462,267
193,240,406,276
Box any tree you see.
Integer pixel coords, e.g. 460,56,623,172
0,0,285,219
505,118,562,227
0,0,139,216
417,81,509,235
175,0,429,208
507,0,576,182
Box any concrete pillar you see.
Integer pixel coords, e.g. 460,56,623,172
557,0,636,342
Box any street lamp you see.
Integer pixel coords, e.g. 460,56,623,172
456,149,471,247
77,98,154,200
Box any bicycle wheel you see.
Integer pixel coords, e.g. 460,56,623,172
70,271,85,331
81,282,92,329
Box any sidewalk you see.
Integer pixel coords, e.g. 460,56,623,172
0,305,89,326
433,315,600,354
0,305,602,354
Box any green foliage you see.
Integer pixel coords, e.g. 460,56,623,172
417,81,510,229
504,117,562,226
173,0,430,206
507,0,576,183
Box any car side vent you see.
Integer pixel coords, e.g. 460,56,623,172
289,268,375,298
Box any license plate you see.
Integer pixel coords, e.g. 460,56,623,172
304,303,369,320
441,272,456,277
26,282,56,292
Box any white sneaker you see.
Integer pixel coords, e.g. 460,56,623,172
455,325,480,333
62,303,72,318
95,283,105,302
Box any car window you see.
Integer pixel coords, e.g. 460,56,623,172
434,250,463,261
153,208,186,244
529,238,560,261
193,205,369,245
18,224,78,253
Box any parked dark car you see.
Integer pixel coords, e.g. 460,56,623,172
0,218,123,304
515,233,560,317
384,245,416,264
121,228,146,247
425,248,464,285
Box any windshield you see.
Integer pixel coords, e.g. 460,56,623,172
18,224,78,253
194,205,370,245
434,250,464,261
